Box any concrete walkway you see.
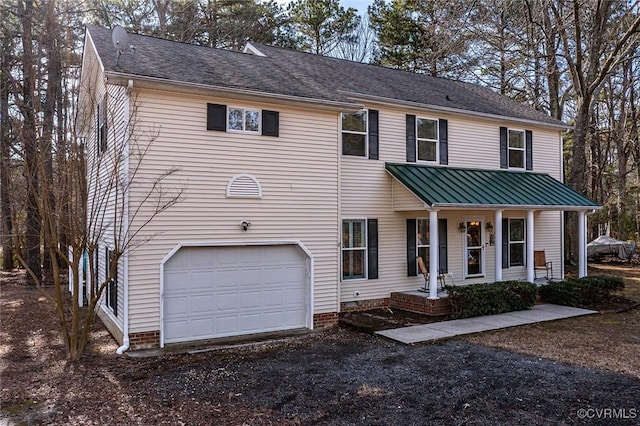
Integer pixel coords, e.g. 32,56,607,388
376,304,597,344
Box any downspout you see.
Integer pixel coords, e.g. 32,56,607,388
116,79,133,355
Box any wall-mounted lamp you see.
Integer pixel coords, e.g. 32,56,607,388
241,220,252,231
486,221,495,246
458,222,467,232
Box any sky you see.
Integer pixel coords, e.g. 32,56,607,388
274,0,374,13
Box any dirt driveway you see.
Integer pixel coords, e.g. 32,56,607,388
2,271,640,425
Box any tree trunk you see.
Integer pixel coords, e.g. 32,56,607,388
20,0,42,285
0,41,13,270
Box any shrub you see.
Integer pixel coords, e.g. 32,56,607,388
445,281,537,319
538,275,624,307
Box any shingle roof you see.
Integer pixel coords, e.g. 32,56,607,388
86,25,565,127
385,163,600,210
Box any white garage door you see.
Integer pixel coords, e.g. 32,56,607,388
162,244,310,345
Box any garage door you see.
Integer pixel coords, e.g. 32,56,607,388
162,244,310,345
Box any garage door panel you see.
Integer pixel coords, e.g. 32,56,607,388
191,271,217,290
263,289,284,306
163,245,310,344
217,315,239,334
216,292,239,310
164,296,189,316
191,318,215,337
192,295,214,313
240,291,262,308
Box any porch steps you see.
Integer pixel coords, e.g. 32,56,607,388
390,290,453,316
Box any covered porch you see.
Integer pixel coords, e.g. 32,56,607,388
386,163,601,300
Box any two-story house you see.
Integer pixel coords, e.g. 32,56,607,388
78,26,598,352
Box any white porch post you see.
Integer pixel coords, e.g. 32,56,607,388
429,209,439,299
494,210,503,282
578,210,587,277
526,210,535,283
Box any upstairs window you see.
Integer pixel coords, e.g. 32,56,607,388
417,117,438,162
508,129,525,169
228,107,260,133
500,127,532,170
341,111,367,156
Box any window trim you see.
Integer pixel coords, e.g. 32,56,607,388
341,218,368,281
341,110,368,157
507,128,525,170
416,116,439,163
507,217,526,267
227,106,261,134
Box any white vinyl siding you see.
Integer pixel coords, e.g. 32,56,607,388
126,90,339,334
85,82,128,332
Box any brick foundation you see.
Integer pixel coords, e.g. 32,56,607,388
129,330,160,350
313,312,339,329
389,292,452,316
340,297,390,312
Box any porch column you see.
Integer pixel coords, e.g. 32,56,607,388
494,209,503,282
526,210,535,283
428,209,439,299
578,210,587,277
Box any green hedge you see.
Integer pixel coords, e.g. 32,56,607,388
538,275,624,307
445,281,537,319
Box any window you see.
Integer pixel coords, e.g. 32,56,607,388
342,219,366,279
417,117,438,162
228,107,260,133
508,218,525,266
341,111,367,156
508,129,525,168
97,96,107,154
416,218,430,268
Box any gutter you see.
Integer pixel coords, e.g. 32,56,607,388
116,80,133,355
104,71,363,112
340,91,572,131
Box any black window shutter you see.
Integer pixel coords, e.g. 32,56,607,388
368,110,379,160
367,219,378,279
112,261,118,316
525,130,533,170
439,119,448,165
406,114,416,162
502,218,509,269
262,110,279,137
105,247,109,281
438,218,448,273
406,219,417,276
500,126,508,169
207,103,226,131
94,249,99,294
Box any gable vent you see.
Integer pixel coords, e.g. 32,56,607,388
226,174,263,198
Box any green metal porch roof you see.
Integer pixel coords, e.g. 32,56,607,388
385,163,600,210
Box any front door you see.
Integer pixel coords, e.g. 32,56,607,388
464,220,484,277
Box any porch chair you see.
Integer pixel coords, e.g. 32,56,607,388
417,256,446,292
534,250,553,280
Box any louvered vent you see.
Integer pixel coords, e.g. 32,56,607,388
226,174,262,198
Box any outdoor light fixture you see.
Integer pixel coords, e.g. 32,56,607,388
486,221,494,232
241,220,251,231
458,222,467,232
